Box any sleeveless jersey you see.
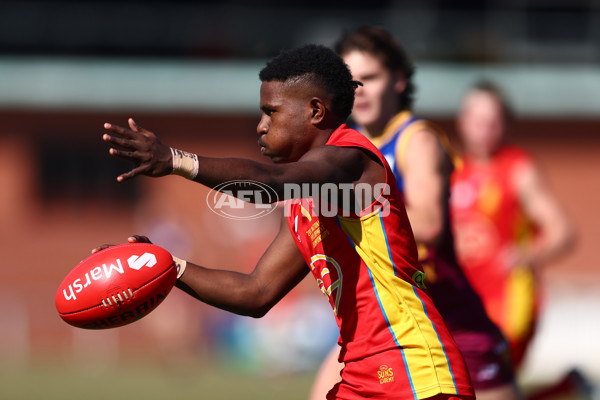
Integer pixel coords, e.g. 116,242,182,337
450,146,538,364
367,112,496,334
287,124,473,399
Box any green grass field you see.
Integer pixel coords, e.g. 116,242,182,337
0,361,316,400
1,359,594,400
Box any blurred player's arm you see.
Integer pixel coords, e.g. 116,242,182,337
400,128,446,245
513,160,576,267
174,215,310,318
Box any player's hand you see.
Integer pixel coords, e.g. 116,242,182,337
103,118,173,182
91,235,153,254
497,244,533,271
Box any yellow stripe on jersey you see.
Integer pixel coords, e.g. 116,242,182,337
300,204,312,221
506,265,536,342
337,210,458,397
370,111,412,149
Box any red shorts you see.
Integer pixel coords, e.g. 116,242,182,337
326,349,474,400
452,329,515,390
427,395,475,400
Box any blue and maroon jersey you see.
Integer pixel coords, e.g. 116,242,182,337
286,124,473,399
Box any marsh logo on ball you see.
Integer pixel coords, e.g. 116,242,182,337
127,252,157,270
206,180,279,220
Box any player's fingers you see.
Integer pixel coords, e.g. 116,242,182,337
104,122,137,139
128,235,152,243
116,164,149,182
128,118,141,132
91,244,113,254
103,133,136,150
108,147,142,161
129,118,155,138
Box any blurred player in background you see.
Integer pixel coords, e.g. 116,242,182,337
310,26,521,400
99,44,475,399
452,81,576,367
452,81,584,399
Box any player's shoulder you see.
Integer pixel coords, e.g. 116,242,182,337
303,139,368,168
496,145,534,169
401,118,458,167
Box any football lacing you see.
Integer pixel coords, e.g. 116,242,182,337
101,288,134,308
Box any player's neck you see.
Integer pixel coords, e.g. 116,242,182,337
359,121,388,139
466,149,497,166
467,142,505,165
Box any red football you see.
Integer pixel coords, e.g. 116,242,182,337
56,243,177,329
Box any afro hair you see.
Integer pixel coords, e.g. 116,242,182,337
259,44,360,120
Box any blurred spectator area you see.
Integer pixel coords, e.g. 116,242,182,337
0,0,598,63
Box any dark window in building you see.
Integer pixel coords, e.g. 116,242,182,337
37,136,139,208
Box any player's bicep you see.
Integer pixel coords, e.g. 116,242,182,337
400,129,445,242
402,131,443,199
277,146,366,189
250,215,310,315
515,162,568,229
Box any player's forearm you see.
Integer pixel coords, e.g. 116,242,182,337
190,156,282,195
406,206,444,245
175,262,272,317
528,221,576,267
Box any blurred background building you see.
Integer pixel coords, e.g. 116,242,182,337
0,1,598,399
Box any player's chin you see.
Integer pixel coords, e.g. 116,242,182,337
351,113,373,127
263,152,283,163
270,154,295,164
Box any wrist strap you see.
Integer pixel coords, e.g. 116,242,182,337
171,147,199,180
172,255,187,280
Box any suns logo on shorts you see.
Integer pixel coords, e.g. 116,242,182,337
377,364,394,384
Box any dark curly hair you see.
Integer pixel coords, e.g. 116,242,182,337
335,26,415,111
259,44,361,120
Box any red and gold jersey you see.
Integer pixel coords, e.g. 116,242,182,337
287,124,473,399
450,146,538,364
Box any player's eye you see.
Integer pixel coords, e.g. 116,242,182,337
261,106,276,117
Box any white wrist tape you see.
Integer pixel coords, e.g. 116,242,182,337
171,147,199,180
172,255,187,280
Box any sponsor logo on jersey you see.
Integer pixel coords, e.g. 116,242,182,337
309,254,342,315
412,270,427,290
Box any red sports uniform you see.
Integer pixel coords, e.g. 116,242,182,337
287,124,474,399
368,111,515,388
450,146,539,366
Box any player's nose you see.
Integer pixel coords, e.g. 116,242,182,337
256,115,269,135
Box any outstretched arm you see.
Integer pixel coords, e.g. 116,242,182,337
102,118,372,200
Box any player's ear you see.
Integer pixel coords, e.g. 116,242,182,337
310,97,326,124
393,71,407,94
